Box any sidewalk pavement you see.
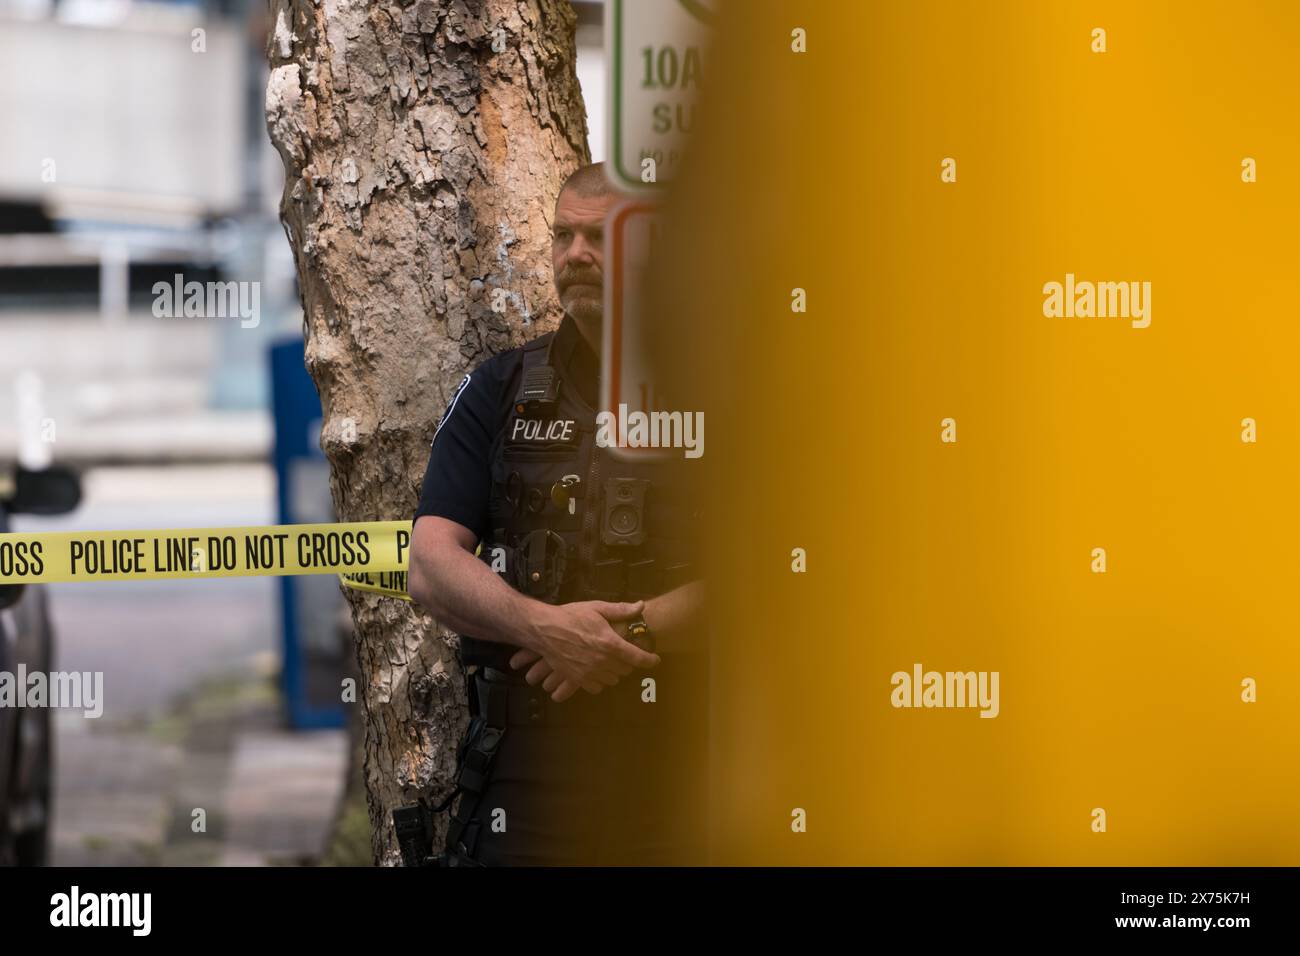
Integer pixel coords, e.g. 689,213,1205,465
53,670,348,867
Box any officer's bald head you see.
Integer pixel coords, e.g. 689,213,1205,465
557,162,616,204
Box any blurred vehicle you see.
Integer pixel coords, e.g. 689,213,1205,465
0,463,80,865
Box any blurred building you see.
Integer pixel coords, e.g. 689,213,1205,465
0,0,605,465
0,0,294,464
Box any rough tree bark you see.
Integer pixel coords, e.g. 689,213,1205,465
264,0,590,864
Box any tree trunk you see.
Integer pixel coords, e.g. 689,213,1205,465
264,0,590,865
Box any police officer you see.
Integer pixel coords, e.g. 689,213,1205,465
406,163,705,866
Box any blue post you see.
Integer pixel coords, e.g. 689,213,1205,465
268,339,347,730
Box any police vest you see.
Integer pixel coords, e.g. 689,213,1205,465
460,333,695,669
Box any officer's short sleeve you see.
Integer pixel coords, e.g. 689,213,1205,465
414,356,511,540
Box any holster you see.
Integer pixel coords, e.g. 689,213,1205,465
392,671,509,867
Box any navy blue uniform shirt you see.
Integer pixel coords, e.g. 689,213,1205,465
414,314,598,548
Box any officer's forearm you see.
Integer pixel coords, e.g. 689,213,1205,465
639,580,704,654
410,543,550,651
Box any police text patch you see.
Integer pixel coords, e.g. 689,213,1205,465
512,419,577,442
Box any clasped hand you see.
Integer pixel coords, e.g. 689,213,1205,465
508,600,659,702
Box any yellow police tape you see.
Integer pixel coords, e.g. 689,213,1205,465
336,570,412,601
0,521,412,593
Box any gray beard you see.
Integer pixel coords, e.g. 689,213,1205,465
561,293,603,326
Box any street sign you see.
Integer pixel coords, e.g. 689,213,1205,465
606,0,714,190
602,200,667,459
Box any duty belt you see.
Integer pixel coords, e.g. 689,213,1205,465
476,667,625,728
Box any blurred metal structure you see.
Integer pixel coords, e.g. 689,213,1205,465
0,6,245,223
0,0,292,458
0,232,222,321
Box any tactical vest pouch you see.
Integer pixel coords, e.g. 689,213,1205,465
512,529,568,601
